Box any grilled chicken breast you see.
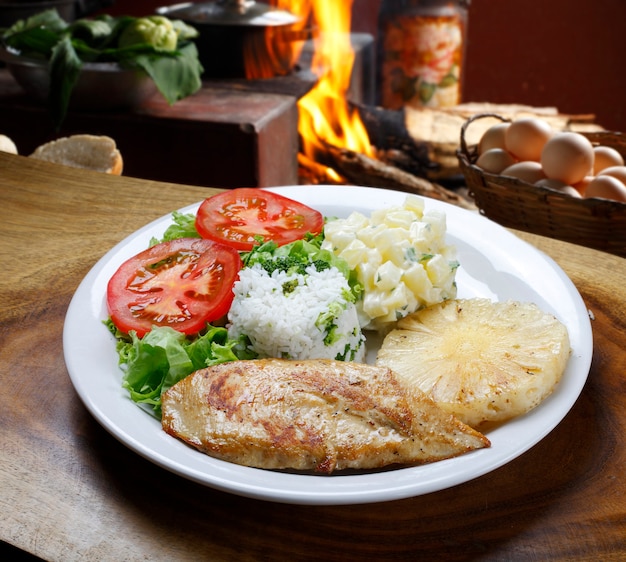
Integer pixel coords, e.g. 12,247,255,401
161,359,490,473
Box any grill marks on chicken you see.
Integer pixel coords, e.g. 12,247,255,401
161,359,490,473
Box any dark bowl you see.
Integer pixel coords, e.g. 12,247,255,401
0,47,157,111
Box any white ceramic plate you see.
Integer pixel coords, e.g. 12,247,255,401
63,185,593,505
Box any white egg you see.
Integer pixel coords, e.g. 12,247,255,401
505,118,553,161
540,132,594,185
593,145,624,174
476,148,516,173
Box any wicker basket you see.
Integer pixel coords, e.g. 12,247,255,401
457,113,626,258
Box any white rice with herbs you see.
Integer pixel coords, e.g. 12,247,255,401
227,263,365,361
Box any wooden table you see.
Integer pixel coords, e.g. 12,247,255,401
1,151,625,561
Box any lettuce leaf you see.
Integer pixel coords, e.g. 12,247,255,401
150,211,199,246
107,323,255,417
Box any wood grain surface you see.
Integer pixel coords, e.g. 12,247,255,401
1,151,625,561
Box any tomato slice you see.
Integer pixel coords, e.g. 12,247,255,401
195,188,324,251
107,238,241,337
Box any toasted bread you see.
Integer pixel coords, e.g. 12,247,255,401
30,134,123,175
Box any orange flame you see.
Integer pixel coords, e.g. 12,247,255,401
298,0,374,160
272,0,374,166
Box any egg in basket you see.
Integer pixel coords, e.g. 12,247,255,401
457,113,626,257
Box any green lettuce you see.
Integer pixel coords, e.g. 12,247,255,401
150,211,199,246
106,322,256,417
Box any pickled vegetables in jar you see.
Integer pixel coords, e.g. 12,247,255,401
377,0,470,109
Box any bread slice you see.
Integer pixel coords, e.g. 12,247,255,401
30,134,123,175
0,134,18,154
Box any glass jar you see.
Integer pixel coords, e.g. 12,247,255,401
377,0,470,110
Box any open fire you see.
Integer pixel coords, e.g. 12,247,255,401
268,0,374,182
250,1,473,208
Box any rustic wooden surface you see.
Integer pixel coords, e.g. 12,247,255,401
1,151,625,561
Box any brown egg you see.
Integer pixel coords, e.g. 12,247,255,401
540,132,594,185
476,148,516,173
598,165,626,185
535,178,582,198
573,175,593,196
593,145,624,174
584,175,626,202
501,161,546,184
478,123,510,154
505,118,553,161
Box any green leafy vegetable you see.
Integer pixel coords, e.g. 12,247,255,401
118,15,179,51
1,9,204,129
48,35,82,127
69,16,118,47
131,42,202,105
2,9,67,54
150,211,200,246
106,321,255,416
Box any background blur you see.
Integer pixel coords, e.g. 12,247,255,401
56,0,626,133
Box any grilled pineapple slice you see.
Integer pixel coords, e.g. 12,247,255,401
376,299,571,428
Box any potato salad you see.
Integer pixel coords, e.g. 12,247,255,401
322,194,459,331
